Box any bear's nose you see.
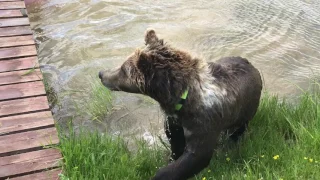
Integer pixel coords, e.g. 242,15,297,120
99,71,103,79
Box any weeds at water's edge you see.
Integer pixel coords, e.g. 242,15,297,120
84,77,113,121
56,91,320,180
42,75,59,108
66,76,113,122
43,75,113,121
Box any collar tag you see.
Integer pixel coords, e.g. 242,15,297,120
175,89,188,111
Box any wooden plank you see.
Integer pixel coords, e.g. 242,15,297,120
0,17,29,27
0,127,58,144
0,26,32,37
0,56,38,72
0,45,36,59
0,111,54,135
0,35,34,48
0,148,60,166
0,96,49,117
0,81,46,101
0,1,25,9
0,9,23,18
0,127,59,154
0,149,61,178
0,69,42,85
0,0,23,2
9,169,62,180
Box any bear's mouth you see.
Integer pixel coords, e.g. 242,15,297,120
99,70,120,91
108,86,119,91
102,82,119,91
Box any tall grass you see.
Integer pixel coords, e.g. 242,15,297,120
58,92,320,180
70,77,113,121
58,127,166,180
85,77,113,121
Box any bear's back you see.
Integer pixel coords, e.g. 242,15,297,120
208,56,263,128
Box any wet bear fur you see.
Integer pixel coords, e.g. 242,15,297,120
99,29,263,180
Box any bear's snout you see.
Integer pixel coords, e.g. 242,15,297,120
98,69,119,91
98,71,103,79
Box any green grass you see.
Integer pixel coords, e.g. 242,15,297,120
58,92,320,180
42,74,112,121
69,76,113,121
58,127,166,180
84,77,113,121
42,75,59,107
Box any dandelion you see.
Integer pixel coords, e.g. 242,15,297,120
273,155,280,160
202,177,207,180
309,159,313,163
304,157,308,160
261,155,265,158
226,157,231,161
208,169,211,173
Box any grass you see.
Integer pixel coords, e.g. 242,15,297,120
57,91,320,180
58,127,166,180
63,76,114,122
84,77,113,121
42,74,113,121
42,75,59,107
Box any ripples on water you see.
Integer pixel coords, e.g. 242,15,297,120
26,0,320,140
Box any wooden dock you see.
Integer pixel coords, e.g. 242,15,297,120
0,1,62,179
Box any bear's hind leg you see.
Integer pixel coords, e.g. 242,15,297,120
164,116,186,161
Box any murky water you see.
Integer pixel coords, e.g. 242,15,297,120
26,0,320,142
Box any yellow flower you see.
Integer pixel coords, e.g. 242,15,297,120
309,159,313,163
273,155,280,160
226,157,231,161
304,157,308,160
261,155,265,158
202,177,206,180
208,169,211,173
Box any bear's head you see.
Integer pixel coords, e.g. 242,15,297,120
99,29,203,109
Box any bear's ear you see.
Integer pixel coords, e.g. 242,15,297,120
137,51,152,71
144,28,159,45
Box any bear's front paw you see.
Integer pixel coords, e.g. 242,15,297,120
151,167,173,180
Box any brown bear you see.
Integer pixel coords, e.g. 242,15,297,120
99,29,262,180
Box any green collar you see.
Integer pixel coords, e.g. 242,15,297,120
175,89,189,111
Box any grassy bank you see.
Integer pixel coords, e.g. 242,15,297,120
58,129,166,180
57,92,320,180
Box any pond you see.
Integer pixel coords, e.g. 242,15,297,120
26,0,320,144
